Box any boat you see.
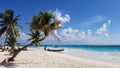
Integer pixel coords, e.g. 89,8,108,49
47,48,64,52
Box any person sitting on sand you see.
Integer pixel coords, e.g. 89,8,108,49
2,57,14,64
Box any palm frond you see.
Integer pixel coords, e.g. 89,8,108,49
27,38,33,41
0,23,6,26
14,27,20,37
50,20,60,29
16,24,24,30
14,14,21,21
50,30,60,41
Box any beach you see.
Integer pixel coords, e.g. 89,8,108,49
64,48,120,64
0,48,120,68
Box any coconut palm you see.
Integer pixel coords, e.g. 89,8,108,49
9,10,61,61
0,9,22,51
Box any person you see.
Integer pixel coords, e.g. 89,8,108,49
2,57,14,64
0,47,2,49
18,47,21,50
44,46,47,51
2,58,9,63
6,47,9,50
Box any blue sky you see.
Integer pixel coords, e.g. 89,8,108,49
0,0,120,45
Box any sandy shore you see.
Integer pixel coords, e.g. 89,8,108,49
0,48,120,68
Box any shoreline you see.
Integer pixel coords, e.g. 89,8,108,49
0,48,120,68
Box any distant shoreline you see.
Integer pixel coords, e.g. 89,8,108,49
20,44,120,46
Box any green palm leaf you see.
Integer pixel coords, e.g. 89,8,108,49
0,9,23,50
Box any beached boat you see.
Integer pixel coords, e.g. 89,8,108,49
47,48,64,52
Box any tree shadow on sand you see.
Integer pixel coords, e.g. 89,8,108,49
0,62,17,68
0,62,39,68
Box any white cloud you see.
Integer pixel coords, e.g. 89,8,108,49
104,33,109,37
17,32,30,44
90,16,105,23
80,16,105,28
78,31,85,38
59,27,97,44
19,32,30,40
60,27,79,40
59,27,93,44
96,23,107,34
53,9,70,23
0,32,30,45
52,25,113,45
108,19,111,25
96,19,111,37
59,27,96,44
88,29,92,36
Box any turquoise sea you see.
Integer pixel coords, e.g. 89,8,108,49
31,45,120,52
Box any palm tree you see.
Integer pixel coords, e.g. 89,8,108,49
9,10,61,61
0,9,22,51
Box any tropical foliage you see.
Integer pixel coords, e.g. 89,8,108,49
0,9,61,61
0,9,22,50
28,11,60,46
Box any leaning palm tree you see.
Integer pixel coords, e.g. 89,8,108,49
8,10,61,61
0,9,22,51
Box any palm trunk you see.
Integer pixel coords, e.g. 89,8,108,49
10,42,34,59
3,37,7,51
9,36,46,61
11,45,16,50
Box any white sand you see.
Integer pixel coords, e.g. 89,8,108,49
0,48,120,68
64,48,120,64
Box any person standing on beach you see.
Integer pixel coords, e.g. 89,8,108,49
44,46,47,51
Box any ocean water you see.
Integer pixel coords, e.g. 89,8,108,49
32,45,120,64
38,45,120,52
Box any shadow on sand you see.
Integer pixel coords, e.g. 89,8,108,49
0,62,38,68
0,62,17,68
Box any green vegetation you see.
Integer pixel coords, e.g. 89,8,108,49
0,9,22,51
0,9,61,61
